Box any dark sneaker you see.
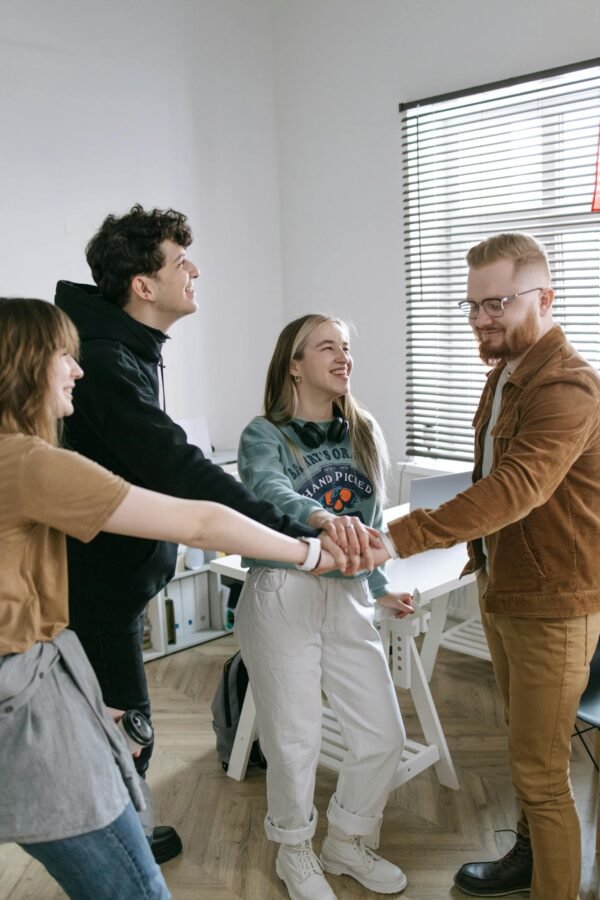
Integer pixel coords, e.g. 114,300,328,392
151,825,183,864
454,833,532,896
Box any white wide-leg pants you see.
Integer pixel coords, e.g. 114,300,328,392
234,568,405,845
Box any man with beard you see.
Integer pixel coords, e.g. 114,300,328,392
383,233,600,900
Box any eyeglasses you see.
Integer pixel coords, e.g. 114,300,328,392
457,287,546,320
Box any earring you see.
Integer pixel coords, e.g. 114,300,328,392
293,375,302,384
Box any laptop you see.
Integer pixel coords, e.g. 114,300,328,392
409,470,472,512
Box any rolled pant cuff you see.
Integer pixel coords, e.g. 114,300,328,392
264,806,318,845
327,794,382,837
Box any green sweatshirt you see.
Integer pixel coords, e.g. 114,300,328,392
237,416,389,598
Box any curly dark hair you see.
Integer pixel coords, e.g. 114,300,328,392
85,204,193,308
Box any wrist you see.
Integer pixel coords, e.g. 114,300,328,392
296,536,322,571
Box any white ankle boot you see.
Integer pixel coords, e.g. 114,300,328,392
276,841,337,900
321,825,407,894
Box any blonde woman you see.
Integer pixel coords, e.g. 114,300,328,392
0,299,345,900
235,314,412,899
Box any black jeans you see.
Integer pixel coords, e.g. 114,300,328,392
74,614,153,776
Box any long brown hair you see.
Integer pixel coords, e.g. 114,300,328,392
264,313,389,502
0,298,80,445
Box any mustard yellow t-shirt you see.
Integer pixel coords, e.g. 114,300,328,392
0,433,129,654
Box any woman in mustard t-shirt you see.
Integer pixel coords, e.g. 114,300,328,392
0,298,367,900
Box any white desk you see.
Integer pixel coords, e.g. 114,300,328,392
382,504,482,678
384,504,491,668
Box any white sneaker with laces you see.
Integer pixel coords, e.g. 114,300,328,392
276,841,338,900
321,828,407,894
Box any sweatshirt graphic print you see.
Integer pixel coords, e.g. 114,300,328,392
237,416,388,598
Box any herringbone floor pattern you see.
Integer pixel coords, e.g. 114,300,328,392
1,634,598,899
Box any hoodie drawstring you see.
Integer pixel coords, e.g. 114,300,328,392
158,356,167,413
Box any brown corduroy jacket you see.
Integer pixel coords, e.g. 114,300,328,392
388,325,600,617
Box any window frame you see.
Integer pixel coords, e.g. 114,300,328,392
400,58,600,462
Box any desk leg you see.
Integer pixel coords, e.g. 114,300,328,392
227,685,258,782
420,592,449,682
409,638,459,790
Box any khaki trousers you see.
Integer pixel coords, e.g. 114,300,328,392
479,573,600,900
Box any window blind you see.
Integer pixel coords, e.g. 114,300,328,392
400,59,600,462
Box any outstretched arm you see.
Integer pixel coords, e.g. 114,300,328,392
102,485,342,571
19,439,348,575
387,379,600,558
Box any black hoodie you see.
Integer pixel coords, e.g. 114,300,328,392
55,281,316,626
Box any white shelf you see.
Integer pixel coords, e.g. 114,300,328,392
319,706,440,789
142,453,237,663
141,649,165,663
155,628,227,658
143,566,226,663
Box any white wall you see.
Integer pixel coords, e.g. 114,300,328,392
2,0,599,462
271,0,600,471
0,0,283,448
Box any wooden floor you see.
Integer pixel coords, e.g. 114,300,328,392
1,633,599,899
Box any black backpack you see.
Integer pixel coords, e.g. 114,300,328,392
211,651,267,772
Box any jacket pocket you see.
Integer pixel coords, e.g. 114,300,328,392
518,522,546,577
490,520,546,588
491,410,519,440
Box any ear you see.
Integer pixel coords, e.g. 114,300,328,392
130,274,155,304
290,360,301,378
539,287,555,316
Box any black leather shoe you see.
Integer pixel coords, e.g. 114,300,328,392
151,825,183,864
454,833,532,896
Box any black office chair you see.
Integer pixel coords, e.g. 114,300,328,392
574,640,600,772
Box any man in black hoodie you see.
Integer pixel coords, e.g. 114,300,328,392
55,204,349,864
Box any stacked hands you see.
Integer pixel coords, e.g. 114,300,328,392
307,511,413,619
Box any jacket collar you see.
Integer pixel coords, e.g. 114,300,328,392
507,324,566,387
